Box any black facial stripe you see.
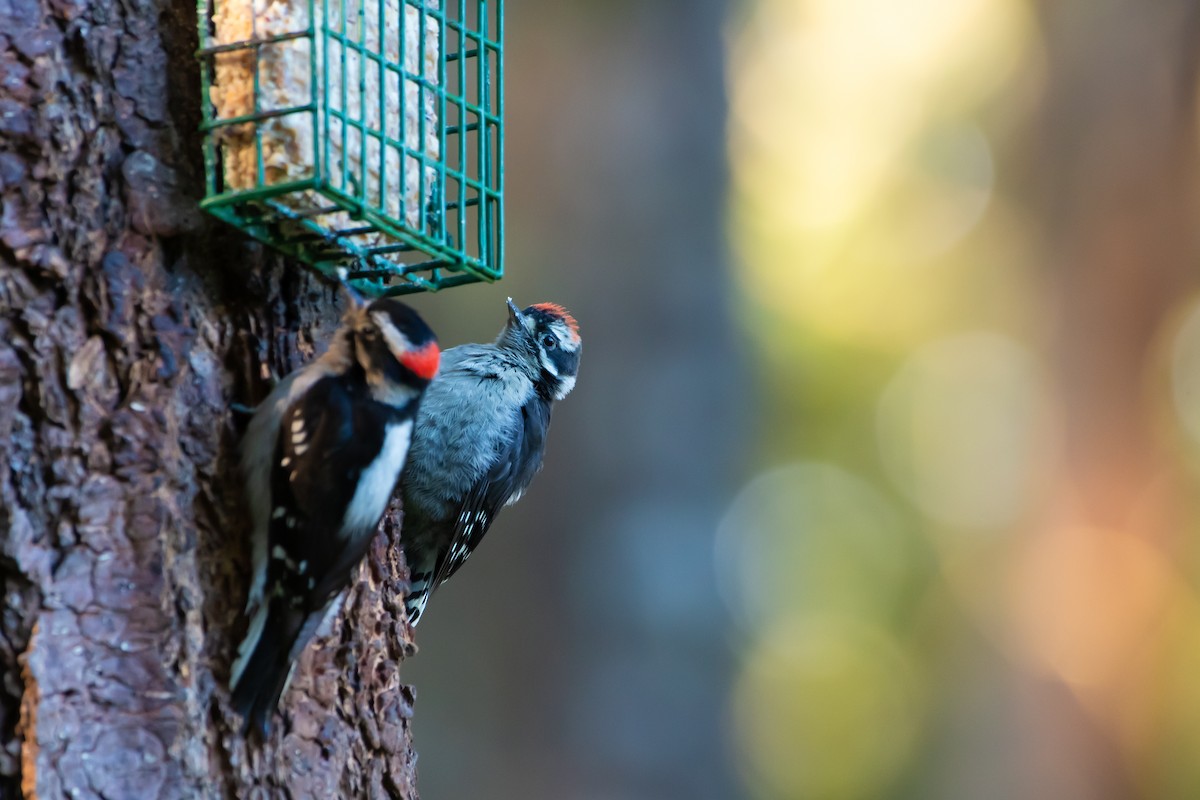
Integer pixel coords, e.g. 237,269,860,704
548,346,579,379
367,298,437,347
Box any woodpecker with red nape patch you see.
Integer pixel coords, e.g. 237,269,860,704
398,298,581,625
230,297,439,734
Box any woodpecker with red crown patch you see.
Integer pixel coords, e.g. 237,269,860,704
398,298,581,625
231,297,439,734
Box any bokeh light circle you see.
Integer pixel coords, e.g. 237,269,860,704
732,617,922,800
876,332,1052,531
715,462,908,633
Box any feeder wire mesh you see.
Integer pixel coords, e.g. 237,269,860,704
196,0,503,295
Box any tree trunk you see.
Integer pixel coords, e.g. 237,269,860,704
0,0,421,796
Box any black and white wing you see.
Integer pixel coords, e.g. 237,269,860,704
231,377,398,733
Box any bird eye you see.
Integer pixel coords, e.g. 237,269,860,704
541,334,557,350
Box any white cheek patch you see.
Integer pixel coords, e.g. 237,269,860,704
539,350,560,376
554,374,576,400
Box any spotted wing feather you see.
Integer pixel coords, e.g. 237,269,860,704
270,377,375,591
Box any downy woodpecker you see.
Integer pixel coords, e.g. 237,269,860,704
399,298,581,625
230,297,439,734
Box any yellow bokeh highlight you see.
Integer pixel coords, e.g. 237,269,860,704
876,331,1055,531
733,617,922,800
1146,582,1200,797
728,0,1037,346
730,0,1025,229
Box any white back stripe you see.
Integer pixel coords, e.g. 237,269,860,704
342,420,413,536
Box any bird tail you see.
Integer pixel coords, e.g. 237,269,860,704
229,599,304,736
404,565,437,626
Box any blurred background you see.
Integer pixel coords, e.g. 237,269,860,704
404,0,1200,798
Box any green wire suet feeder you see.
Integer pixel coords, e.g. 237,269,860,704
197,0,503,295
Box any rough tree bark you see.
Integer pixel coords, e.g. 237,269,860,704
0,0,422,796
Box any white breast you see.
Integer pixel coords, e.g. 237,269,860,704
342,420,413,537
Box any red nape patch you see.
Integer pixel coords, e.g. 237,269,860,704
400,342,441,380
530,303,580,340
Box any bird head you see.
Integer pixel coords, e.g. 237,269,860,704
501,297,581,401
351,299,440,400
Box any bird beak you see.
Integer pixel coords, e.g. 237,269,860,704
506,297,522,325
336,266,368,308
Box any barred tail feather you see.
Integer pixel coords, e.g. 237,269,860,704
404,569,434,626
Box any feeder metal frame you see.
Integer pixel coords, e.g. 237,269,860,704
196,0,503,295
